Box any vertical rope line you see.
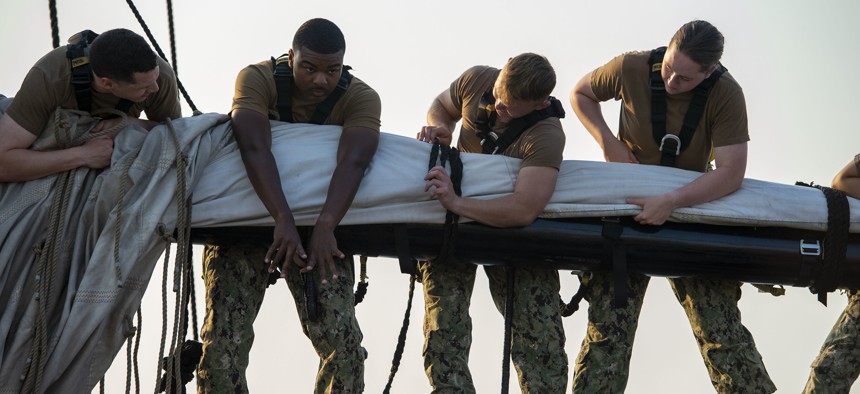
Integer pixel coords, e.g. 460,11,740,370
48,0,59,48
154,242,171,394
124,0,200,114
165,0,178,75
133,307,142,394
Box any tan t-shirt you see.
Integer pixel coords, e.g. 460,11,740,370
591,50,749,172
231,60,381,131
450,66,565,169
6,44,181,137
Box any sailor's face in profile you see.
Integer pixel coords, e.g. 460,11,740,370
289,46,345,104
661,47,714,95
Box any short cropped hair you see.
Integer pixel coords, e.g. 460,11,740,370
292,18,346,55
669,20,725,72
89,28,158,84
497,53,556,103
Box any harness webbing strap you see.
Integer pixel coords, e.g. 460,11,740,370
271,55,353,124
473,93,565,155
67,30,136,114
648,47,725,167
814,186,850,305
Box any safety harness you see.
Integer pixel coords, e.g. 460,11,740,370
648,46,725,167
472,91,566,155
585,48,727,309
271,54,354,124
66,30,134,113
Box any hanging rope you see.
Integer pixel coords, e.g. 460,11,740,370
48,0,60,48
20,110,127,393
354,255,369,305
500,266,515,394
124,0,201,115
382,275,417,394
164,0,178,76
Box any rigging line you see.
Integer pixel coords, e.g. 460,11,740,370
124,0,200,114
165,0,178,76
48,0,59,48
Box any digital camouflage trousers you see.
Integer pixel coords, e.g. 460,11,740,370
196,243,366,394
803,291,860,393
417,258,568,394
572,272,776,394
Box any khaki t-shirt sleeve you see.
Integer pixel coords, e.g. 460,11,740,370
5,66,67,136
341,83,381,131
518,121,565,169
710,83,750,148
231,63,275,117
143,58,182,121
450,65,493,113
590,54,626,102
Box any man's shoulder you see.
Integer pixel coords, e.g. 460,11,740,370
343,76,381,104
30,46,73,83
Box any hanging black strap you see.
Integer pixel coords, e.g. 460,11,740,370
602,217,628,307
473,93,565,155
271,55,353,124
648,47,726,167
67,29,136,114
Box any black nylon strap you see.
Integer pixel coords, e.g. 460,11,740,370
473,94,565,155
68,30,99,112
602,218,628,307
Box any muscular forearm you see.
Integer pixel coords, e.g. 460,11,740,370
571,91,613,148
446,193,542,228
0,147,86,182
666,166,744,209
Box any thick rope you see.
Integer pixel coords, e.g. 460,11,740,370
382,275,417,394
354,255,369,305
154,233,173,394
500,266,515,394
21,110,125,393
165,0,178,76
124,0,200,115
48,0,59,48
133,307,143,394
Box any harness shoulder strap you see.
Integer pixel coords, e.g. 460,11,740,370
271,57,354,125
272,55,294,122
67,30,99,112
475,94,566,155
648,47,726,167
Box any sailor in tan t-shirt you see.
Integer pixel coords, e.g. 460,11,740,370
569,20,776,394
417,53,568,393
196,18,381,394
0,28,181,182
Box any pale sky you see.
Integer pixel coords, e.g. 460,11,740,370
2,0,859,392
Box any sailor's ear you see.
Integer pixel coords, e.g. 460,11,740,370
287,49,294,68
534,100,551,111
